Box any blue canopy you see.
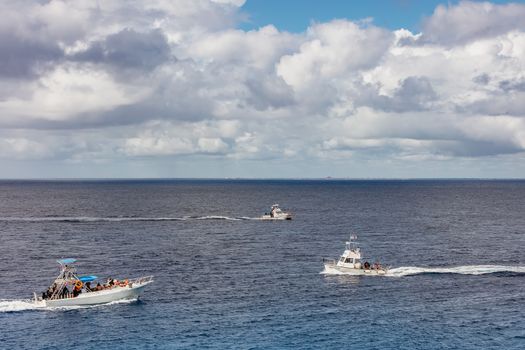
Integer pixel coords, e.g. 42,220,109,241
57,258,77,265
79,275,98,282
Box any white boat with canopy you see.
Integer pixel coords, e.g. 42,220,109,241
323,235,388,275
33,258,153,307
260,204,292,220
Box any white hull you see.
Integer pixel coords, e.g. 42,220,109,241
261,215,292,221
261,204,292,220
38,281,152,307
260,214,292,220
324,263,387,276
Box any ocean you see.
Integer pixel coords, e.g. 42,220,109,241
0,179,524,349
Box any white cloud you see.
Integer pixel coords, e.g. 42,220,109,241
32,0,91,44
277,20,393,88
210,0,245,6
124,136,195,156
0,138,53,160
421,1,525,44
198,137,229,153
0,65,145,123
189,25,298,69
1,1,525,177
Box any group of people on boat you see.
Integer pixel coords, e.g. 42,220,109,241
362,261,383,270
264,206,278,217
42,283,67,300
41,278,127,300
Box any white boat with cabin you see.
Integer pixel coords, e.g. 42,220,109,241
323,235,388,275
260,204,292,220
33,258,153,307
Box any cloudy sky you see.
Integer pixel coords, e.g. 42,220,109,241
1,0,525,178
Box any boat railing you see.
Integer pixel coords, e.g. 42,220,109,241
128,275,154,286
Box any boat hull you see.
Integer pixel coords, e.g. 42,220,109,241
41,282,151,307
260,215,292,220
324,263,387,276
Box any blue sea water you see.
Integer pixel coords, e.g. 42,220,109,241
0,179,524,349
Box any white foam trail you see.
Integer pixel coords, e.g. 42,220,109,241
0,299,43,312
238,216,261,220
0,216,251,222
195,215,241,221
46,298,138,311
387,265,525,277
320,265,525,277
0,216,185,222
0,298,137,313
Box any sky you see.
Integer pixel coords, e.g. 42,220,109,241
1,0,525,178
240,0,523,33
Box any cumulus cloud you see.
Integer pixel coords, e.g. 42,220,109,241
0,10,63,78
0,138,53,160
0,0,525,177
355,76,438,113
72,28,173,71
421,1,525,45
276,20,393,88
188,25,299,69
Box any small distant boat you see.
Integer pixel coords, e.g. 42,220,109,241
33,258,153,307
323,235,388,275
260,204,292,220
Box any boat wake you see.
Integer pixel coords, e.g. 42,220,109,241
321,265,525,277
0,298,137,313
0,299,42,313
386,265,525,277
195,215,242,221
322,265,525,277
0,215,261,223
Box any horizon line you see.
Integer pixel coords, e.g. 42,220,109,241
0,177,524,181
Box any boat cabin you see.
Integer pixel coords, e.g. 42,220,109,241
336,237,363,269
271,204,282,214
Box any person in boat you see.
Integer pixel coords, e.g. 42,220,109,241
363,261,371,269
95,282,103,291
85,281,93,292
42,285,53,299
73,283,82,297
61,285,70,298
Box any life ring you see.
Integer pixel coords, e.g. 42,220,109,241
75,280,83,289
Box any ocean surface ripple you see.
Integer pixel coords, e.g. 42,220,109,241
0,179,524,349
